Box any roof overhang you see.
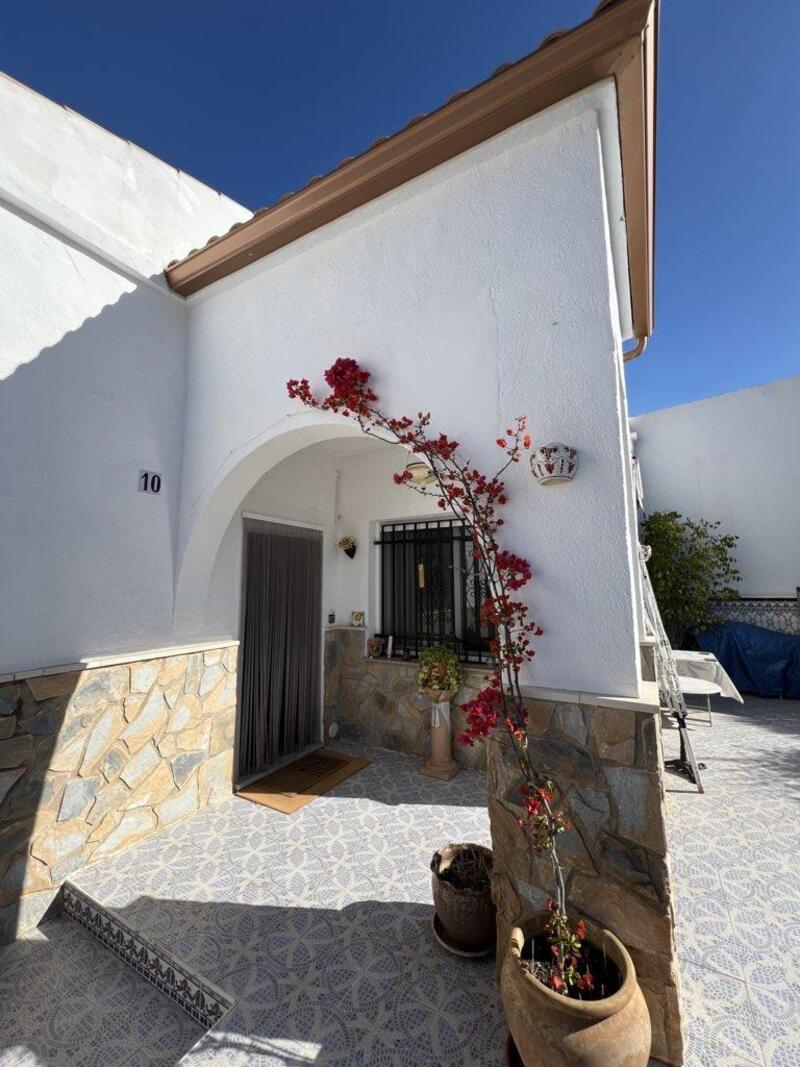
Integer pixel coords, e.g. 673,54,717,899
166,0,658,350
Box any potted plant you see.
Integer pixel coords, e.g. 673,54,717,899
501,909,650,1067
431,842,495,955
287,358,652,1066
338,535,357,559
417,646,461,780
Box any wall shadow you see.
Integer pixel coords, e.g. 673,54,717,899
0,207,195,944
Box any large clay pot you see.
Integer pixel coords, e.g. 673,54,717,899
500,910,651,1067
431,843,495,951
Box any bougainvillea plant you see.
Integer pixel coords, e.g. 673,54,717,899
287,357,593,996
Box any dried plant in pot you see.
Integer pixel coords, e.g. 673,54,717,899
501,910,650,1067
431,843,495,954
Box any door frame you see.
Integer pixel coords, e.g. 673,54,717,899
233,512,325,789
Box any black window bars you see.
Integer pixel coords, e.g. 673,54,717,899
374,519,494,663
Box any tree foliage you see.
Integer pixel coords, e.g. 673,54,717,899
643,510,740,647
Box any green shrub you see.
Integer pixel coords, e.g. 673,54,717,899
643,510,740,647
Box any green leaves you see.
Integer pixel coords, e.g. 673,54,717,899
416,646,462,692
643,510,741,646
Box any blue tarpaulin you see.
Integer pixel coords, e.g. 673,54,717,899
695,621,800,699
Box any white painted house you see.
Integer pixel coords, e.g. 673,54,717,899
632,375,800,634
0,5,681,1056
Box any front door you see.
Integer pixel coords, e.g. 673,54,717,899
236,518,323,782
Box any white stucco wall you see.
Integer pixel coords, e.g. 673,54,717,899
1,73,643,697
0,203,186,671
632,376,800,598
206,441,455,637
178,81,642,697
0,73,250,284
206,446,340,636
0,76,249,674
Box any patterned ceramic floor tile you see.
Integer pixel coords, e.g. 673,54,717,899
0,917,204,1067
67,744,501,1066
665,695,800,1067
3,699,797,1066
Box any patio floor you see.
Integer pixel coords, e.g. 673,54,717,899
2,744,502,1066
662,694,800,1067
0,696,797,1066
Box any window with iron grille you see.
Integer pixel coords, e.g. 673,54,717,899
374,519,494,663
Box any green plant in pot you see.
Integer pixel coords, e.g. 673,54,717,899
287,358,652,1066
417,646,461,781
417,645,461,700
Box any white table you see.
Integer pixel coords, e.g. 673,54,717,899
673,649,743,703
678,675,721,725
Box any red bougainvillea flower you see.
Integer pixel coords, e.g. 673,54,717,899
286,357,592,996
459,682,505,745
286,378,316,405
496,550,532,590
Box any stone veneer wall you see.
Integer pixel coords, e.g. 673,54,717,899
324,626,682,1061
489,699,683,1065
0,645,237,942
324,627,489,771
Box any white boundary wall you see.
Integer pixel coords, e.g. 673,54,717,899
631,375,800,598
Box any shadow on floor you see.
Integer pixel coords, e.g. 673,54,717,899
1,894,503,1067
0,913,204,1067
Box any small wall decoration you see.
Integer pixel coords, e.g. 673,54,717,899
530,443,578,485
338,536,357,559
404,460,436,486
351,610,365,627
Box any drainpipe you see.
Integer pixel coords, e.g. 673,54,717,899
623,336,648,362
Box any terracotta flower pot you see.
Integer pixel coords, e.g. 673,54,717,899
500,911,651,1067
431,843,496,951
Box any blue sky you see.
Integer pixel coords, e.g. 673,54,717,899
2,1,798,414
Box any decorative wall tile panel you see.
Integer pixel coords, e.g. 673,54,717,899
60,882,233,1029
714,597,800,635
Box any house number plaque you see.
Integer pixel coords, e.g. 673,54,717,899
138,469,163,495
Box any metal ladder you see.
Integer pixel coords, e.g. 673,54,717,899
640,548,705,793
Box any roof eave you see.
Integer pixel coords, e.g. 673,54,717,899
166,0,657,348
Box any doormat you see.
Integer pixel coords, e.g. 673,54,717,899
236,749,370,814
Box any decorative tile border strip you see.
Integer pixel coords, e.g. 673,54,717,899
713,597,800,636
60,882,234,1030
